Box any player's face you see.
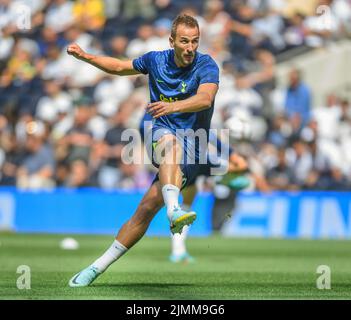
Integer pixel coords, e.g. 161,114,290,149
171,24,199,67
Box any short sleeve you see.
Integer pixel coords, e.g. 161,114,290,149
198,56,219,85
132,51,155,75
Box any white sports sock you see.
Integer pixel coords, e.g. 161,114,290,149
171,204,191,256
91,239,127,272
162,184,180,220
171,224,189,256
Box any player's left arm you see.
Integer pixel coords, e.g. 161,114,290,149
146,83,218,118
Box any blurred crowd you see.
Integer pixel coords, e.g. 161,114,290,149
0,0,351,191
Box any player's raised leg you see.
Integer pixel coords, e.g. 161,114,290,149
155,134,196,234
169,153,249,264
69,181,164,287
218,153,250,190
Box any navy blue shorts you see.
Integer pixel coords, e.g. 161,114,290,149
139,113,230,190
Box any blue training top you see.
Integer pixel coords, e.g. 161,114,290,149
133,49,219,136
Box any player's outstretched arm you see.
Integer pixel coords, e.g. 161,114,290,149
66,43,141,76
147,83,218,118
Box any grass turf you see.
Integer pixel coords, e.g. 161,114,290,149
0,233,350,300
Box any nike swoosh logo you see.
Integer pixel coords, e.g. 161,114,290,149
156,79,165,83
71,273,81,284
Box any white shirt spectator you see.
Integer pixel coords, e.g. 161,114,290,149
286,146,313,184
303,11,340,47
332,0,351,31
269,86,286,114
0,1,20,30
200,11,231,52
252,14,286,51
126,24,156,58
126,36,159,59
312,105,342,141
47,34,104,86
0,34,14,60
45,0,75,33
88,115,108,141
36,92,73,123
247,0,285,12
318,139,344,171
146,36,169,52
94,76,134,108
51,115,74,141
13,0,46,14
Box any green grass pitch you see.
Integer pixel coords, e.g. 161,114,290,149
0,233,350,300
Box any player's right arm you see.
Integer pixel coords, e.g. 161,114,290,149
66,43,141,76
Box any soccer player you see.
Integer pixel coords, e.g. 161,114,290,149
139,112,249,263
67,14,224,286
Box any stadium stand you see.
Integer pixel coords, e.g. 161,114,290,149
0,0,351,191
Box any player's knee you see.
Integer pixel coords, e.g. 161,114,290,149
155,135,182,164
159,134,176,144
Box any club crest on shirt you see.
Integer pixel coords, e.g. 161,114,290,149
179,81,187,93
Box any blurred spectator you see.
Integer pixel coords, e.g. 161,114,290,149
332,0,351,33
60,98,94,164
2,41,37,84
117,162,152,190
126,23,155,58
0,25,15,63
303,0,341,48
283,12,307,50
154,0,178,20
282,0,320,18
312,93,341,141
286,139,313,186
147,18,172,51
73,0,106,33
266,147,297,190
65,159,93,187
250,7,286,53
200,0,231,52
93,75,134,118
267,114,291,148
55,161,69,187
104,0,122,19
37,27,67,58
50,25,104,86
35,79,73,124
16,120,55,189
327,167,350,190
98,102,130,189
109,35,129,58
45,0,75,33
122,0,156,21
0,117,26,185
284,68,311,126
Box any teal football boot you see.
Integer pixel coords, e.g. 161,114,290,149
169,252,195,263
170,207,196,235
217,172,250,191
69,265,102,287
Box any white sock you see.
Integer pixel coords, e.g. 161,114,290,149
171,204,191,256
91,239,128,272
172,225,189,256
162,184,180,220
